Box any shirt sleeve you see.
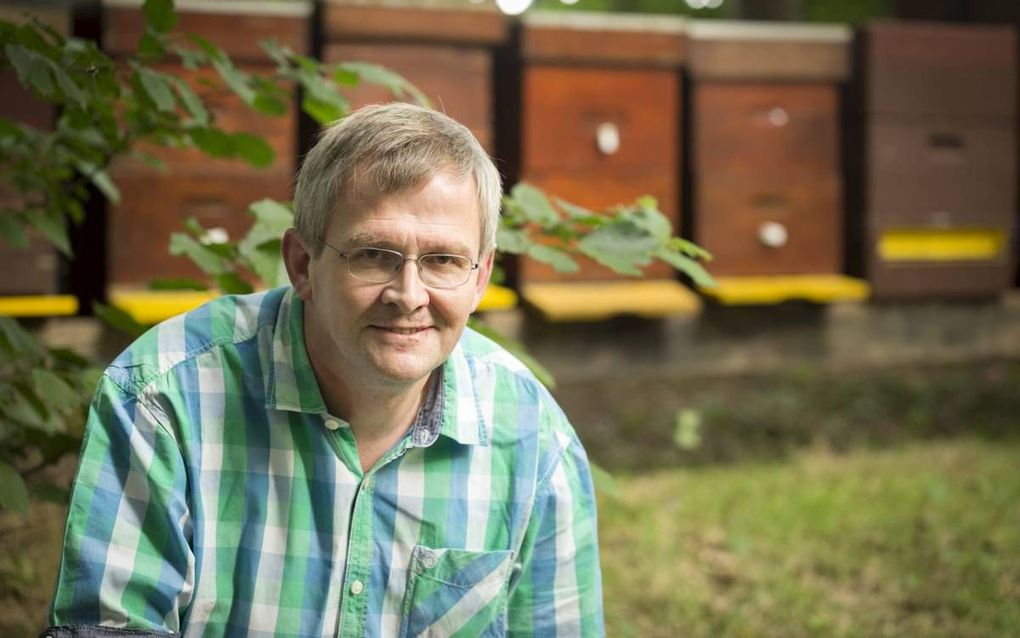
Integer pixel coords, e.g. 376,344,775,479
506,404,605,637
46,374,193,636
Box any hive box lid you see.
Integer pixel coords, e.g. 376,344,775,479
688,19,851,81
523,11,687,67
324,0,507,45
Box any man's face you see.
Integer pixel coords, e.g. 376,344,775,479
287,171,492,395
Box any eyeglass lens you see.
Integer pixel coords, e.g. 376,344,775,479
347,247,474,288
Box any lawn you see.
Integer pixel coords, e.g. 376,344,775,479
599,438,1020,638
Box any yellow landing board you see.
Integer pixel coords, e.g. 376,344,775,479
0,294,79,317
478,284,517,312
112,284,518,325
522,280,702,322
878,229,1006,262
111,289,218,324
702,274,871,305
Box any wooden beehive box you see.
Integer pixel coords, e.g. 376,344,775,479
103,0,310,286
321,0,506,153
519,11,686,285
859,22,1017,299
688,21,851,282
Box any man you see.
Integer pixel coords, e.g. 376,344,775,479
44,103,603,637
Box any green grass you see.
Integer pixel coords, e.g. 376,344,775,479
599,439,1020,638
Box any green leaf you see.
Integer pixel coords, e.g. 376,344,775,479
510,183,560,226
32,369,79,416
301,95,345,126
0,116,23,138
333,67,360,87
554,198,600,224
0,460,29,515
495,227,528,255
338,62,429,106
630,205,672,242
143,0,178,34
169,232,229,275
655,248,715,288
93,302,148,336
75,161,120,204
231,132,274,168
25,208,70,256
137,30,166,61
5,43,54,96
245,242,285,288
252,90,288,117
215,271,252,295
673,408,703,451
188,126,233,158
668,236,713,261
0,212,29,250
577,224,656,276
212,57,254,105
148,277,209,291
172,76,209,125
51,62,87,107
30,481,70,505
0,317,46,358
526,244,579,273
240,199,292,249
4,383,57,433
137,67,176,112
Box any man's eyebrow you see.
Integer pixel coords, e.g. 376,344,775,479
343,232,475,256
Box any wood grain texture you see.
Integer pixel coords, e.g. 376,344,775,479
689,38,849,81
322,2,506,45
693,82,839,175
523,25,685,67
867,117,1015,226
108,172,293,286
865,23,1017,118
323,43,493,151
523,66,679,173
694,173,842,276
104,7,309,59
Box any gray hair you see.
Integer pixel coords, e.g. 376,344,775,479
292,102,502,257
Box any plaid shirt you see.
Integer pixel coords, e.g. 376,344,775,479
46,286,603,637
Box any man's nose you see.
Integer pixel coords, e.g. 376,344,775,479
381,258,429,312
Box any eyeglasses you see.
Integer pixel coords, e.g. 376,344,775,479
322,243,480,289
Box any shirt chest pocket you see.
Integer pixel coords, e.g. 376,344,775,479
400,545,515,638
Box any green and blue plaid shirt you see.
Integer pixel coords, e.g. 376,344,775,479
46,286,603,637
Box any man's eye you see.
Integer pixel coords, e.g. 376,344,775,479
358,248,389,261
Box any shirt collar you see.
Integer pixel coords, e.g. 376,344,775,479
266,287,327,414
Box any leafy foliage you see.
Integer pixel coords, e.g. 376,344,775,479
0,317,99,514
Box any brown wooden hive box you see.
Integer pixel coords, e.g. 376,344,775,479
103,1,310,287
519,12,685,284
688,21,850,279
322,0,506,153
861,22,1017,299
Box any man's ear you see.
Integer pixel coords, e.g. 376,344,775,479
470,251,495,313
282,228,313,301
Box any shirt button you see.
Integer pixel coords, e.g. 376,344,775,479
324,418,340,431
349,579,364,596
421,551,437,569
